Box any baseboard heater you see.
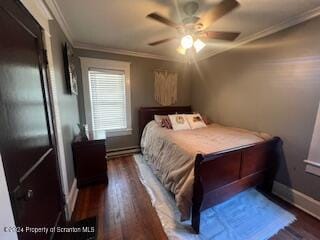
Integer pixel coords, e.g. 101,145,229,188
106,146,141,158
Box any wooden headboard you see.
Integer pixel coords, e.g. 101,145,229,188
138,106,192,138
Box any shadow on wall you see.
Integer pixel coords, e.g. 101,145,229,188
61,124,79,187
276,140,292,196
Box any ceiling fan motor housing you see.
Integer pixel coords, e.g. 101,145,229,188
183,1,199,16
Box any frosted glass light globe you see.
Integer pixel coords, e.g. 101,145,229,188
194,39,206,52
181,35,193,49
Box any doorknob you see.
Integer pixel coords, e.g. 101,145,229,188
11,188,34,221
17,189,34,201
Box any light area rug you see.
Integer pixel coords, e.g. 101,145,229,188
134,154,296,240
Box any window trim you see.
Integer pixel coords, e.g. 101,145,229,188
305,101,320,177
80,57,132,137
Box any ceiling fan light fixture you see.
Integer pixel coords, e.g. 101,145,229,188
193,39,206,52
181,35,193,49
176,45,186,55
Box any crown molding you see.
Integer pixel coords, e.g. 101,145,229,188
44,0,320,63
74,42,186,63
33,0,53,20
43,0,184,62
44,0,74,44
197,5,320,61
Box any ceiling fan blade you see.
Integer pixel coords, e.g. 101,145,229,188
148,38,176,46
201,0,240,27
147,12,179,28
202,31,240,41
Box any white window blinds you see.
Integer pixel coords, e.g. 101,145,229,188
88,69,127,131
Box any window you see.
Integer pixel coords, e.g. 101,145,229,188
81,57,131,137
305,101,320,176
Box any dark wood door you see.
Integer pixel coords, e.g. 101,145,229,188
0,0,64,239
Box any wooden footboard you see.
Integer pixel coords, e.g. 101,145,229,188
191,137,283,233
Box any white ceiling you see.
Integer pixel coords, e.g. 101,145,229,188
49,0,320,61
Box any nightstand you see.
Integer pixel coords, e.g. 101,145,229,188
72,132,108,188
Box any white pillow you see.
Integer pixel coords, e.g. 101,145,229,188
168,114,191,131
185,113,207,129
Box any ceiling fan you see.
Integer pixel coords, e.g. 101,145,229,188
147,0,240,55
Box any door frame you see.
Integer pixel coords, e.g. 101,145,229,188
20,0,76,220
0,154,18,240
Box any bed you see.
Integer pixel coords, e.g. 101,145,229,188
139,106,282,233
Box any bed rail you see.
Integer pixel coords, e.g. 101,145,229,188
191,137,283,233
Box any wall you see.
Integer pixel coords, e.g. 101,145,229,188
49,20,80,190
191,16,320,200
74,49,192,150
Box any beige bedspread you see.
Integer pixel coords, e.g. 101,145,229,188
140,121,271,220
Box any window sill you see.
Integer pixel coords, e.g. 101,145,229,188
304,160,320,177
105,128,132,137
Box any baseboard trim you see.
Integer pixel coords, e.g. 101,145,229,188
272,181,320,220
107,146,141,158
66,178,79,220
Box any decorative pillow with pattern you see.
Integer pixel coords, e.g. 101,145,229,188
185,113,207,129
161,117,172,129
168,114,191,131
154,115,168,125
201,115,211,125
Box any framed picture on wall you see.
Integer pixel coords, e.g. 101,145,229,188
63,42,78,95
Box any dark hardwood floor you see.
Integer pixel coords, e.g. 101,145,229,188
72,155,167,240
72,156,320,240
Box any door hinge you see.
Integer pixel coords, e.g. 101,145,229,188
62,193,67,207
